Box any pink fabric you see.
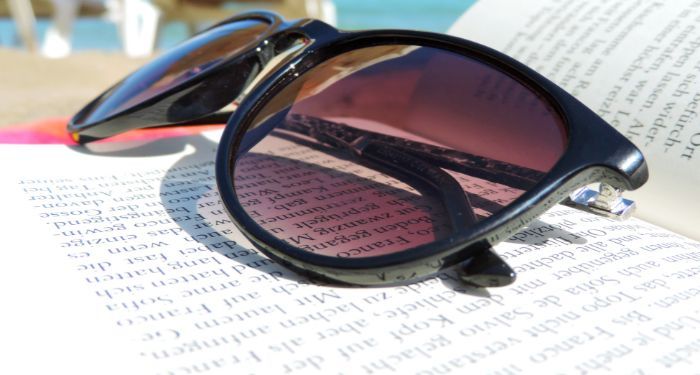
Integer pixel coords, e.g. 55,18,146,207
0,117,224,145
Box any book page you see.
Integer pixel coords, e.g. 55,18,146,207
449,0,700,238
2,132,700,373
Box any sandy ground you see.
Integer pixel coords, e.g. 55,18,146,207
0,48,148,126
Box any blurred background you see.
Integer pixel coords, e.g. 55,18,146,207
0,0,475,57
0,0,475,125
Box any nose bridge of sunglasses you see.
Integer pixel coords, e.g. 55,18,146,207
235,32,312,104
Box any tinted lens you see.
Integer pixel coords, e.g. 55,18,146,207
233,45,567,258
80,19,269,125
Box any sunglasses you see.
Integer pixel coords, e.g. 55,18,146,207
68,11,648,287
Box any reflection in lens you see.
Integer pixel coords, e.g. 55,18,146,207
81,19,270,124
233,45,567,258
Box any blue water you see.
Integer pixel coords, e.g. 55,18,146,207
0,0,475,52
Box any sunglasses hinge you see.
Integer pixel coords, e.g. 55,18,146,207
564,183,636,220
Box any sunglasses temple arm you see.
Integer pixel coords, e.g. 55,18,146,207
252,114,516,287
287,114,543,191
280,114,480,227
86,109,601,226
358,142,479,228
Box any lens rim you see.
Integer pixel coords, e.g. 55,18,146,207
216,24,648,285
68,10,286,141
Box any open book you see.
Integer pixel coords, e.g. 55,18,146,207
1,0,700,373
452,0,700,239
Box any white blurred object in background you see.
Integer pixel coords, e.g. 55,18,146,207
9,0,337,58
132,0,337,57
41,0,113,58
7,0,39,51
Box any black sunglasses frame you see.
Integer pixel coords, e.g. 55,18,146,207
69,11,294,140
69,11,648,286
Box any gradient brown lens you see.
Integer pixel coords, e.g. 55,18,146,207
81,19,269,125
233,45,567,258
